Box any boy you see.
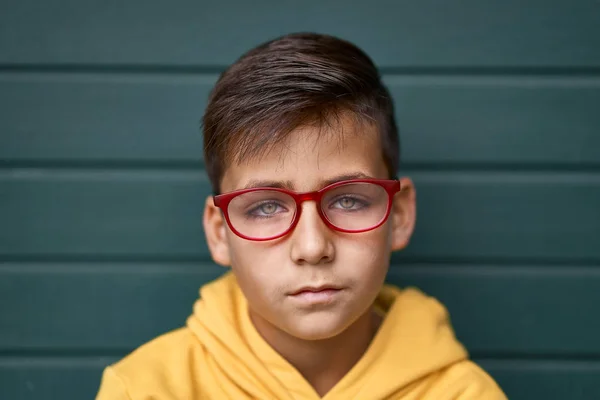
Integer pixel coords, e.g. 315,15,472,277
96,33,506,399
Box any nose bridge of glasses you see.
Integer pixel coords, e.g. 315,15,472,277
292,190,328,227
296,190,322,205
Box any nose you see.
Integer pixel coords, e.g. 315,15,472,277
289,201,335,265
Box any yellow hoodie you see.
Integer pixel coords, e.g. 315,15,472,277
96,272,506,399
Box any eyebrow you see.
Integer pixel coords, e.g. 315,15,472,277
242,179,295,190
241,172,372,191
321,172,371,187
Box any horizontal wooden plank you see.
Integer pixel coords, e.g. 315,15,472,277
1,357,598,400
0,264,224,350
1,171,599,260
0,170,210,258
0,74,212,163
479,360,600,400
0,356,117,400
399,171,600,260
2,74,600,164
0,0,599,67
391,266,600,354
0,266,199,351
1,263,599,354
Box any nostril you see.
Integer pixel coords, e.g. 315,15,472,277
296,254,332,266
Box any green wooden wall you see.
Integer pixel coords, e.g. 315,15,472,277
1,1,599,399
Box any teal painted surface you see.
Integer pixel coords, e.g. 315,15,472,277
2,75,600,164
1,1,600,399
1,0,599,66
1,264,600,354
2,171,599,259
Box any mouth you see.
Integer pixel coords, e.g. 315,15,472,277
290,284,342,295
288,285,344,304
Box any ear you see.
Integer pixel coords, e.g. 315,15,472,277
390,177,416,251
203,196,231,266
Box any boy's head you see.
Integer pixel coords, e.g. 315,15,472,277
202,33,416,341
203,32,399,195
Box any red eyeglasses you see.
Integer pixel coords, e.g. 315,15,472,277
213,178,401,241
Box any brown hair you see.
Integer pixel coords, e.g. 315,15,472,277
202,32,399,194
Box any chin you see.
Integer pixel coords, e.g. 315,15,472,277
283,313,353,341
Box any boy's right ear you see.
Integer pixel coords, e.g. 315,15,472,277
203,196,231,267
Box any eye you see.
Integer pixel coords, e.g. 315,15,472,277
246,201,288,218
330,196,367,211
259,202,278,214
338,197,356,209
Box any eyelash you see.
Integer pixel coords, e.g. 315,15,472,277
245,201,288,219
329,195,369,210
242,192,372,221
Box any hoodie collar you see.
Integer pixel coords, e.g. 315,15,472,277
187,272,467,400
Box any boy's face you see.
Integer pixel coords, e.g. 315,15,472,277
204,116,416,341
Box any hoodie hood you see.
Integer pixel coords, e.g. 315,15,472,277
186,272,468,400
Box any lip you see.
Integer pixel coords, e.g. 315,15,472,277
288,285,344,304
289,285,342,296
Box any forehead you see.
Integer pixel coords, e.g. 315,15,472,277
220,116,388,192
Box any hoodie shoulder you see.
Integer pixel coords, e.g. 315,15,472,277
96,327,206,400
112,327,197,369
420,360,507,400
373,286,506,399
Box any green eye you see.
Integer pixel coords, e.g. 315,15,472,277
338,197,356,209
260,203,278,214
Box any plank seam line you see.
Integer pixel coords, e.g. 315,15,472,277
2,64,600,77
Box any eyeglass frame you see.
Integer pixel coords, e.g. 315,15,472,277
213,178,401,241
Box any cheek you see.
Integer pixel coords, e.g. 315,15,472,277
343,226,391,265
337,229,391,289
229,238,284,274
227,238,288,300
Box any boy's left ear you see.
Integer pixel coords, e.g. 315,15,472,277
390,177,416,251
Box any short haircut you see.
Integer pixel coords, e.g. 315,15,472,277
202,32,399,194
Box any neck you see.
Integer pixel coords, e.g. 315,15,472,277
250,308,382,397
